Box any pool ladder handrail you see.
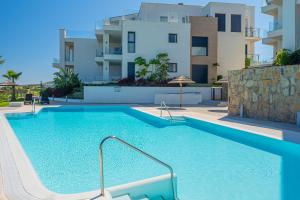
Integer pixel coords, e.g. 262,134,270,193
160,100,173,120
99,136,177,200
32,99,36,113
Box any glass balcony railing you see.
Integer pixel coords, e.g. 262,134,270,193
245,28,261,38
107,47,122,55
96,49,104,57
269,21,282,32
53,58,59,63
247,54,260,65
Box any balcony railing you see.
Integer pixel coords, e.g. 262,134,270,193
269,21,282,32
245,28,261,38
107,47,122,55
96,49,104,57
247,54,260,65
53,58,59,63
65,57,74,62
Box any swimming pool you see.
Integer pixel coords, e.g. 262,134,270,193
6,106,300,200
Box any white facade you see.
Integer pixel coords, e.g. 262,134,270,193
262,0,300,55
54,2,259,83
121,20,191,78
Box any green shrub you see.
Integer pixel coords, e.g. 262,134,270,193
0,102,9,107
273,49,292,66
289,49,300,65
217,75,223,81
245,57,251,68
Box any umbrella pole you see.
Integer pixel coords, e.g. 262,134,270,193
179,83,182,108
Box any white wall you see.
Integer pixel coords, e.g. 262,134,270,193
84,86,212,103
282,0,297,51
121,20,191,79
138,3,203,23
65,38,102,82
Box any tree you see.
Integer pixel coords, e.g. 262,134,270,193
150,53,169,83
134,56,149,79
0,56,4,65
53,67,82,94
3,70,22,101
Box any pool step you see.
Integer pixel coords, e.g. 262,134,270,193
112,194,165,200
113,194,131,200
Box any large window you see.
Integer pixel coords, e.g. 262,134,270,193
168,63,177,72
231,14,242,32
160,16,168,22
192,65,208,84
192,37,208,56
215,13,226,32
168,34,177,43
128,32,135,53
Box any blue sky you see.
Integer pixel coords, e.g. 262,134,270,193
0,0,272,84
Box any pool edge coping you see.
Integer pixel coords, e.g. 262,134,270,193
1,105,299,200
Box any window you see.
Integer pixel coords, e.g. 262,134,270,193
182,16,187,23
168,63,177,72
215,13,226,32
231,14,241,32
65,65,74,73
192,37,208,56
192,65,208,84
160,16,168,22
128,32,135,53
168,34,177,43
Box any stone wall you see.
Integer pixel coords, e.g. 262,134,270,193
228,65,300,124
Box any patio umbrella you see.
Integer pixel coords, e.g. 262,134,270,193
168,76,195,107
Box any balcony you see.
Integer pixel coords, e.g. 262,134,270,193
52,58,60,68
247,54,260,66
64,57,74,65
104,47,122,61
245,28,261,41
261,0,280,16
95,49,104,63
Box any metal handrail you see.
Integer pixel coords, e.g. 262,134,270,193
160,101,173,120
99,136,177,200
32,99,36,113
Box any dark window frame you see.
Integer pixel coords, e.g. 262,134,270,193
192,36,208,56
168,33,178,43
231,14,242,32
160,16,168,22
215,13,226,32
167,63,177,72
128,31,136,53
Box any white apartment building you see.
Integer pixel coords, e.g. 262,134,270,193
262,0,300,55
53,2,260,84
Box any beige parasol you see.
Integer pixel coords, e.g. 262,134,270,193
168,76,195,107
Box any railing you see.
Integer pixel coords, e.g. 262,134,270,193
52,58,59,63
245,28,261,38
96,49,104,57
65,30,95,39
32,99,36,113
269,21,282,32
107,47,122,55
247,54,260,65
99,136,177,199
160,101,173,120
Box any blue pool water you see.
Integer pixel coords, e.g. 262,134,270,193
6,106,300,200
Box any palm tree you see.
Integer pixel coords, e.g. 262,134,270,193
0,56,4,65
3,70,22,101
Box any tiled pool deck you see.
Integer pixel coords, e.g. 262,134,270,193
0,103,299,200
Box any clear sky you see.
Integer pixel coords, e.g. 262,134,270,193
0,0,272,84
